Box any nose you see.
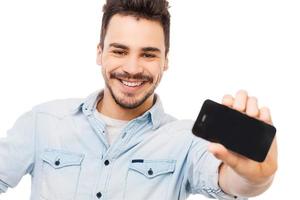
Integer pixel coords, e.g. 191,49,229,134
122,55,143,75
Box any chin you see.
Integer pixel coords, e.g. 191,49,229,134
110,87,153,109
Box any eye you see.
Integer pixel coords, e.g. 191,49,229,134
142,53,156,58
112,50,127,56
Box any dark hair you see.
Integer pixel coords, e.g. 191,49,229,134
100,0,171,55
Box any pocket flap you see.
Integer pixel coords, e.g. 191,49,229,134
129,159,176,178
41,149,84,169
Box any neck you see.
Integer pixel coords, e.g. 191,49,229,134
97,88,154,121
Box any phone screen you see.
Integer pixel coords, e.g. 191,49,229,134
192,99,276,162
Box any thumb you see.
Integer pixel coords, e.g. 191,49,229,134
208,142,239,168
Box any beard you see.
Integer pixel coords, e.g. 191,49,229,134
103,71,161,109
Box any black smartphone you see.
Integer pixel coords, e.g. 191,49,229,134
192,99,276,162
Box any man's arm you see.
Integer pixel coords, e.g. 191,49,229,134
209,90,278,197
0,110,35,193
218,157,275,197
0,179,10,193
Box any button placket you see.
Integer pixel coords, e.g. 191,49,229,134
94,158,113,199
88,116,110,149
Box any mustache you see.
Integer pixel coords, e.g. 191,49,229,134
110,72,153,83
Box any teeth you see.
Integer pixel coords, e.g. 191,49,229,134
121,80,143,87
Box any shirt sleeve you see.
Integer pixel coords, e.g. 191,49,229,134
0,110,36,193
186,135,247,200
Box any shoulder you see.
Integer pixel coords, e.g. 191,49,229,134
159,116,195,136
32,98,84,118
160,116,208,143
164,118,195,131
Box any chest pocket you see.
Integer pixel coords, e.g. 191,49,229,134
125,159,176,200
40,149,84,200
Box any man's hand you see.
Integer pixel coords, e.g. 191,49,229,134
208,90,278,197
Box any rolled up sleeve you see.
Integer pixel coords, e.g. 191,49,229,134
186,135,247,200
0,179,10,193
0,110,35,193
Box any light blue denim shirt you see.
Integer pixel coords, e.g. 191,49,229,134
0,90,246,200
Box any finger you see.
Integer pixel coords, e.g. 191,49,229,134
222,94,234,108
233,90,248,112
259,107,273,124
246,96,260,118
208,142,239,168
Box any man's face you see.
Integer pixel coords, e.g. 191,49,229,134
97,14,168,109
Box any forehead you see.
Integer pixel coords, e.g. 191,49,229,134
104,14,165,51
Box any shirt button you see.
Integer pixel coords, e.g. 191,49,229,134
148,168,153,175
96,192,102,198
104,160,110,166
55,159,60,166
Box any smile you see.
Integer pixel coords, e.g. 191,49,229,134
119,79,146,87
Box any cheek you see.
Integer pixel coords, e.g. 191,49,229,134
101,54,122,73
144,62,164,79
101,67,107,79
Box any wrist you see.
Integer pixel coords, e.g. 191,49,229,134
219,163,275,197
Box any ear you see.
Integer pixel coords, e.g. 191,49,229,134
163,56,169,71
96,44,102,66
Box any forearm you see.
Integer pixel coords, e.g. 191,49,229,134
219,163,274,197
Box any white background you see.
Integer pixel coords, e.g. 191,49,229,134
0,0,299,199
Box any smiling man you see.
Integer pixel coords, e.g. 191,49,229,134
97,12,167,120
0,0,277,199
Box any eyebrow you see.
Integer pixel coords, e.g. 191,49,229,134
109,43,129,50
109,43,161,53
142,47,161,53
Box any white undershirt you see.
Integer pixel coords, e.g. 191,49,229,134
94,109,129,145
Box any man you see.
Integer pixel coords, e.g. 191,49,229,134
0,0,277,199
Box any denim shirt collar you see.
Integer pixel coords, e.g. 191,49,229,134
71,90,164,129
